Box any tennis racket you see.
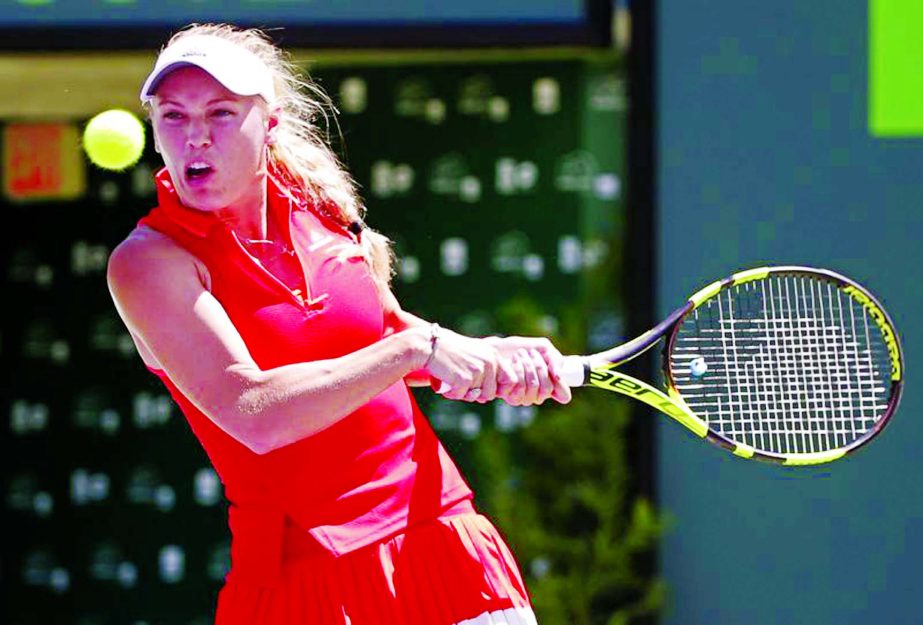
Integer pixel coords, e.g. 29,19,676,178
449,266,904,465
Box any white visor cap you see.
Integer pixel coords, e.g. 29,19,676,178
140,35,276,104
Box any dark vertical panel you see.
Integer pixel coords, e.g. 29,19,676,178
657,2,923,623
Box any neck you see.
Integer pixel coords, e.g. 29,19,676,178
217,175,271,241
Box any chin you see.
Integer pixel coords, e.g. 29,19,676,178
176,186,227,212
178,197,227,213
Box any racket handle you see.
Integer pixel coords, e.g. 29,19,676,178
435,356,588,394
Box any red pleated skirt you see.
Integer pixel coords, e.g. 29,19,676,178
214,505,536,625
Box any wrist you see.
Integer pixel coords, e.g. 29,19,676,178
422,323,440,370
404,323,439,371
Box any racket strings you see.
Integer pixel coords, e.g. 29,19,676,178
670,275,892,455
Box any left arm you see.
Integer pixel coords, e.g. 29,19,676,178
381,289,571,404
380,288,431,386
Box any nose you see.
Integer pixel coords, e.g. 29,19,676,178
185,119,211,148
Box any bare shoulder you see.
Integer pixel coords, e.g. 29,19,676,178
107,226,214,369
107,225,208,291
110,225,187,268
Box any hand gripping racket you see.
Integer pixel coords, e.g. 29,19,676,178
450,266,904,465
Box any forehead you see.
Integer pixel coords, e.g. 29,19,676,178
152,66,245,104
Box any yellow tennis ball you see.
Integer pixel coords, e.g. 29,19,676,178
82,109,146,171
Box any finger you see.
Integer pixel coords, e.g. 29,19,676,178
437,381,483,402
530,338,565,380
444,386,469,401
495,357,520,396
463,387,483,402
528,348,554,403
518,348,540,405
507,350,532,405
520,349,547,405
440,371,475,401
478,356,499,402
551,377,573,404
503,353,527,405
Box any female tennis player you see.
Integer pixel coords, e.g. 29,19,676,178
107,23,571,625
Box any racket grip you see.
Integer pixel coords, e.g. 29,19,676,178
435,356,588,394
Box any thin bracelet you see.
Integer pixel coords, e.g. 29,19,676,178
423,323,441,369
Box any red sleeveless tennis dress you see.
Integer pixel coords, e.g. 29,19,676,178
138,169,535,625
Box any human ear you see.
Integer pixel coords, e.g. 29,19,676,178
265,109,280,146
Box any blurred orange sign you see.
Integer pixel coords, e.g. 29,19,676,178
3,123,85,201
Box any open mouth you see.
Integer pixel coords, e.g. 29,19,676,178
185,162,214,180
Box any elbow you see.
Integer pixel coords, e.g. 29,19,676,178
216,366,280,455
240,418,287,456
223,403,278,456
227,394,280,456
231,418,271,455
197,399,270,455
242,436,275,456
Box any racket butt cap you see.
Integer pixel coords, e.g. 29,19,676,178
560,356,588,387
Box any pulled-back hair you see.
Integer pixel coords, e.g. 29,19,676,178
160,23,394,288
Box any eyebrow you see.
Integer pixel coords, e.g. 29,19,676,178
156,97,240,107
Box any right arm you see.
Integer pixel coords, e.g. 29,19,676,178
107,229,448,455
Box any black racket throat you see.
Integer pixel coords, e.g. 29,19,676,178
582,302,692,373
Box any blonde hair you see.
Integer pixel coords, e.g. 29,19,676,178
159,23,394,288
